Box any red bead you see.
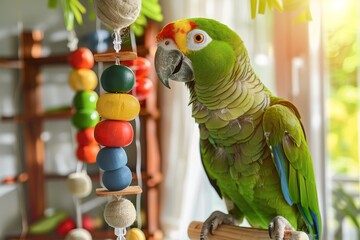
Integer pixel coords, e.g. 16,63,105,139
94,120,134,147
76,143,100,163
76,128,97,146
132,77,153,101
68,48,94,69
122,57,151,78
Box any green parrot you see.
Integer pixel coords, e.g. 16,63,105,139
154,18,321,240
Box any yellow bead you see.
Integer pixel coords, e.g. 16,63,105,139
126,228,146,240
68,69,98,91
97,93,140,121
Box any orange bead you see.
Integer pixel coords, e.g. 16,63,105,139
76,143,100,163
68,69,98,91
76,128,97,146
94,120,134,147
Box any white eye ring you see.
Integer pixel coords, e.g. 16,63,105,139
186,29,212,51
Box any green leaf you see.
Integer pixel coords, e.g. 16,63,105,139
71,0,86,14
69,3,83,25
48,0,58,8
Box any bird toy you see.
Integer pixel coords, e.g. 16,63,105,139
66,31,100,239
93,0,146,239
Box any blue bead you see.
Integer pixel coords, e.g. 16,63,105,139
96,147,127,171
102,166,132,191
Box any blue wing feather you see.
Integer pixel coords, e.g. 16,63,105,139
272,144,293,206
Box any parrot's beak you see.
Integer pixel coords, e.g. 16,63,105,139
155,39,194,89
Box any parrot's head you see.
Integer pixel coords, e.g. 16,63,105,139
155,18,246,88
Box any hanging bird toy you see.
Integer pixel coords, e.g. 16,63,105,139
92,1,146,239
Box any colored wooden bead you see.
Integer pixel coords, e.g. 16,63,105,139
96,93,140,121
68,69,98,91
132,77,153,101
122,57,151,78
96,147,127,171
73,91,98,110
102,166,132,191
68,48,95,69
76,128,96,146
94,120,133,147
76,143,100,163
103,198,136,228
126,228,146,240
71,109,99,129
66,172,92,198
100,65,135,93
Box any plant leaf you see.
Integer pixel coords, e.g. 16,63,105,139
48,0,58,8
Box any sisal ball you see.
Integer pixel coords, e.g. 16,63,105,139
126,228,146,240
65,228,92,240
67,172,92,198
104,198,136,228
94,0,141,32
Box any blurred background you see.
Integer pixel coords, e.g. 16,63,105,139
0,0,359,240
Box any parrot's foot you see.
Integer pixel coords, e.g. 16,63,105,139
200,211,235,240
268,216,309,240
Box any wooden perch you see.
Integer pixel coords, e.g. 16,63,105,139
188,221,309,240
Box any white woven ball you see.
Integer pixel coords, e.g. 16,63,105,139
94,0,141,32
67,172,92,198
104,198,136,228
65,228,92,240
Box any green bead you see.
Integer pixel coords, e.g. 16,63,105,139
100,65,135,93
71,109,99,129
73,91,98,110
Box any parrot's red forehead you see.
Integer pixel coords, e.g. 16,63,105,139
156,20,198,42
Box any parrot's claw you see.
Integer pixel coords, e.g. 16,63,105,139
268,216,309,240
200,211,235,240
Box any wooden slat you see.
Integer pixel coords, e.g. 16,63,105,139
96,186,142,197
94,51,137,62
6,230,116,240
21,31,46,223
0,59,22,69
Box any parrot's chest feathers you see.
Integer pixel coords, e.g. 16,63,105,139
191,74,270,147
192,76,271,199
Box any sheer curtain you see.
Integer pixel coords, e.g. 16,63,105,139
157,1,275,239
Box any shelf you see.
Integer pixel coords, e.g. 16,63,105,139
6,229,163,240
0,58,22,69
1,172,28,185
1,109,73,123
45,171,163,187
6,230,115,240
2,107,159,123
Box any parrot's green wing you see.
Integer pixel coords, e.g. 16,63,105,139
199,140,245,223
199,142,222,198
262,98,321,239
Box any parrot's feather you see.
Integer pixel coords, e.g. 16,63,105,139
272,144,293,206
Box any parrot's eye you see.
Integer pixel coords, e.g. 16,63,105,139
194,34,204,43
187,29,212,51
